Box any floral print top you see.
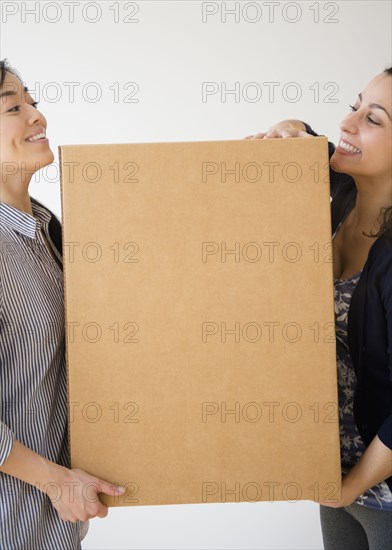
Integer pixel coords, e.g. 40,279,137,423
333,221,392,510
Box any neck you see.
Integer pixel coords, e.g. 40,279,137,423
350,174,392,233
0,187,33,216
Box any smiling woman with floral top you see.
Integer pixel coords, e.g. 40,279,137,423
246,67,392,549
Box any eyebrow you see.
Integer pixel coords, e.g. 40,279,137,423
0,85,29,100
358,92,391,120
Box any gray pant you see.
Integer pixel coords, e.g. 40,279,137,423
320,502,392,550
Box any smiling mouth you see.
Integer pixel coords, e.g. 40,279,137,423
337,139,361,154
25,132,47,143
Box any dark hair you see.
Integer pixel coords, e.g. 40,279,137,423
363,66,392,243
0,58,22,89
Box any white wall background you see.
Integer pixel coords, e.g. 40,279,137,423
1,1,391,548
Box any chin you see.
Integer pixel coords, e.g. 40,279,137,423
47,150,55,164
37,149,54,168
30,150,55,171
330,155,345,174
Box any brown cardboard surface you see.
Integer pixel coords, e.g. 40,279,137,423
59,137,341,507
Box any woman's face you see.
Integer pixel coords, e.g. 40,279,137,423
0,70,54,186
330,72,392,184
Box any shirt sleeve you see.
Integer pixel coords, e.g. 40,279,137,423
378,416,392,449
0,278,16,466
378,250,392,450
0,421,15,466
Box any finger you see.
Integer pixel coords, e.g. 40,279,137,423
59,512,79,523
263,129,281,139
297,130,313,138
281,129,295,138
96,479,126,496
243,135,254,139
250,132,267,140
95,503,109,519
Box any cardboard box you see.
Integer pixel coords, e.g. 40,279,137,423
59,137,341,507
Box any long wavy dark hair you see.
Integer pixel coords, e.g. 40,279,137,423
364,67,392,243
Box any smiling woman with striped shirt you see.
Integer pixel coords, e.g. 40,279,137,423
0,60,125,549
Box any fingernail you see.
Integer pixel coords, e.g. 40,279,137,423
116,486,126,493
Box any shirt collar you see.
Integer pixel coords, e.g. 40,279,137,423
0,199,52,239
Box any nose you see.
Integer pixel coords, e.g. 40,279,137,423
27,104,46,128
339,110,359,136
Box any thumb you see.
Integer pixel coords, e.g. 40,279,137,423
96,479,126,496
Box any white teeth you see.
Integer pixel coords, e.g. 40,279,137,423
26,132,46,142
339,140,361,153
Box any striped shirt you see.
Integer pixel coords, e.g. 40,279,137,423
0,198,88,549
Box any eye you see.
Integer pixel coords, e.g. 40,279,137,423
7,101,39,113
348,104,380,125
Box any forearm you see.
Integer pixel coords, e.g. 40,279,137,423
0,439,67,495
1,439,125,522
344,435,392,500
